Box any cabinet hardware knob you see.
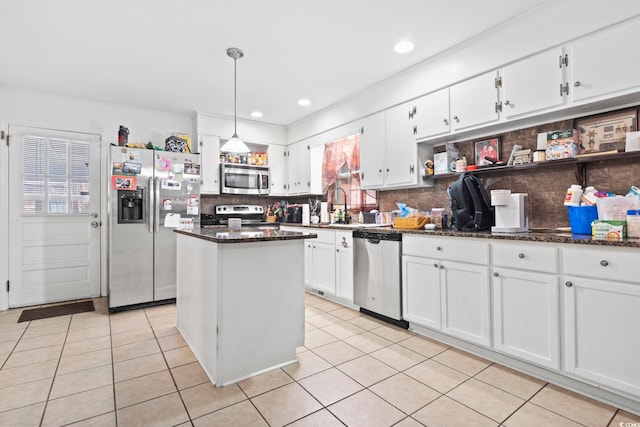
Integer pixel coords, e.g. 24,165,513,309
433,263,439,268
453,116,459,122
574,81,581,87
565,281,573,287
436,246,442,251
493,272,499,277
600,260,609,267
518,253,525,259
504,100,510,105
336,249,339,252
439,265,445,269
378,169,383,173
443,118,449,125
386,168,390,172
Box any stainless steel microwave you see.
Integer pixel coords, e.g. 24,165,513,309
220,164,270,195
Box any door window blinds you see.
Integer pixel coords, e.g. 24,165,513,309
22,135,90,214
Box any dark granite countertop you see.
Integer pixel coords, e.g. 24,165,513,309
281,224,640,248
175,227,317,244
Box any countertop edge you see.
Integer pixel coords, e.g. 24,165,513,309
279,224,640,248
174,228,318,244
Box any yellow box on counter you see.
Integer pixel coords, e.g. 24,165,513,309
591,220,627,240
546,129,578,161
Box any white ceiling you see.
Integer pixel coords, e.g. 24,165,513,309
0,0,551,126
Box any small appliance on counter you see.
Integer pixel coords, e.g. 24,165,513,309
491,190,529,233
204,204,279,228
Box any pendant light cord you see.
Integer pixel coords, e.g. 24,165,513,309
233,54,237,136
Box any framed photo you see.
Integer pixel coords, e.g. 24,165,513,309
576,109,637,155
475,138,500,166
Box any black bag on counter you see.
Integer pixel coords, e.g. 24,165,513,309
447,173,494,231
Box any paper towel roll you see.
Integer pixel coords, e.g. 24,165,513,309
320,202,329,223
302,204,310,225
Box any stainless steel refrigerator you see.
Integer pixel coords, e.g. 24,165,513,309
108,145,200,311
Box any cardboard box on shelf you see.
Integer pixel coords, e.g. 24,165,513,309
546,129,578,161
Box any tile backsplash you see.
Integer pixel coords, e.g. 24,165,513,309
380,118,640,229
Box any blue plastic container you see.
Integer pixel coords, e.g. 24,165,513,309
567,205,598,234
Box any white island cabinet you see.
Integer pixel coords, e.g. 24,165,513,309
174,228,315,386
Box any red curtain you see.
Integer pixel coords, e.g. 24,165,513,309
322,134,360,203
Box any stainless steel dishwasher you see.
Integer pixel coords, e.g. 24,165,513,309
353,230,408,328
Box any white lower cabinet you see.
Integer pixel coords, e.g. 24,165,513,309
402,255,441,330
402,235,491,347
440,260,491,347
492,268,559,369
563,245,640,398
311,242,336,295
335,231,354,302
282,226,353,304
492,241,560,369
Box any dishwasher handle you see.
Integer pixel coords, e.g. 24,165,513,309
366,238,381,244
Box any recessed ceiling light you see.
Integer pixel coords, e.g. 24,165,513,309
250,111,263,118
394,41,414,54
298,99,311,107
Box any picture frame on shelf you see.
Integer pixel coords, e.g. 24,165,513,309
575,108,637,155
475,138,500,166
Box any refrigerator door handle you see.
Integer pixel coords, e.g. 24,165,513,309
154,177,160,232
148,177,154,233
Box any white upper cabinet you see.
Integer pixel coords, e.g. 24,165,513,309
501,47,567,119
359,112,386,189
570,17,640,103
450,70,501,132
199,134,220,194
412,88,451,140
385,102,419,188
268,144,287,196
286,141,310,195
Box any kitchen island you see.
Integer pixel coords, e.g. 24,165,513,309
174,227,317,386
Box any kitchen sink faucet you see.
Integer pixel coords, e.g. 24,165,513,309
334,186,348,223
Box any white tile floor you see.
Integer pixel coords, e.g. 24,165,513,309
0,293,638,426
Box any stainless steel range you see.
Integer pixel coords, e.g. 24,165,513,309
202,204,279,228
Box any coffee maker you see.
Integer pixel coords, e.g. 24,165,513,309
491,190,529,233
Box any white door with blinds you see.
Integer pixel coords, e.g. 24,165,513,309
8,125,102,307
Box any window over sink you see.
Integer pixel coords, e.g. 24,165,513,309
322,133,378,214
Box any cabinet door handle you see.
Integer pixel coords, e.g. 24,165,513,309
413,125,417,135
443,118,449,125
439,265,445,269
433,263,439,268
436,246,442,251
574,81,581,87
504,100,510,106
453,116,459,122
600,260,609,267
493,272,499,277
336,249,339,252
518,253,525,259
565,281,573,287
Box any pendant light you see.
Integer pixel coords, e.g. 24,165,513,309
220,47,250,153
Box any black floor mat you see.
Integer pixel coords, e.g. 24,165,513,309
18,300,95,322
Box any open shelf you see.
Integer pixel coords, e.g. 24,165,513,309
423,150,640,186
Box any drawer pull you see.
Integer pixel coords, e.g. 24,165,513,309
518,253,525,259
493,272,499,277
565,281,573,287
600,260,609,267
